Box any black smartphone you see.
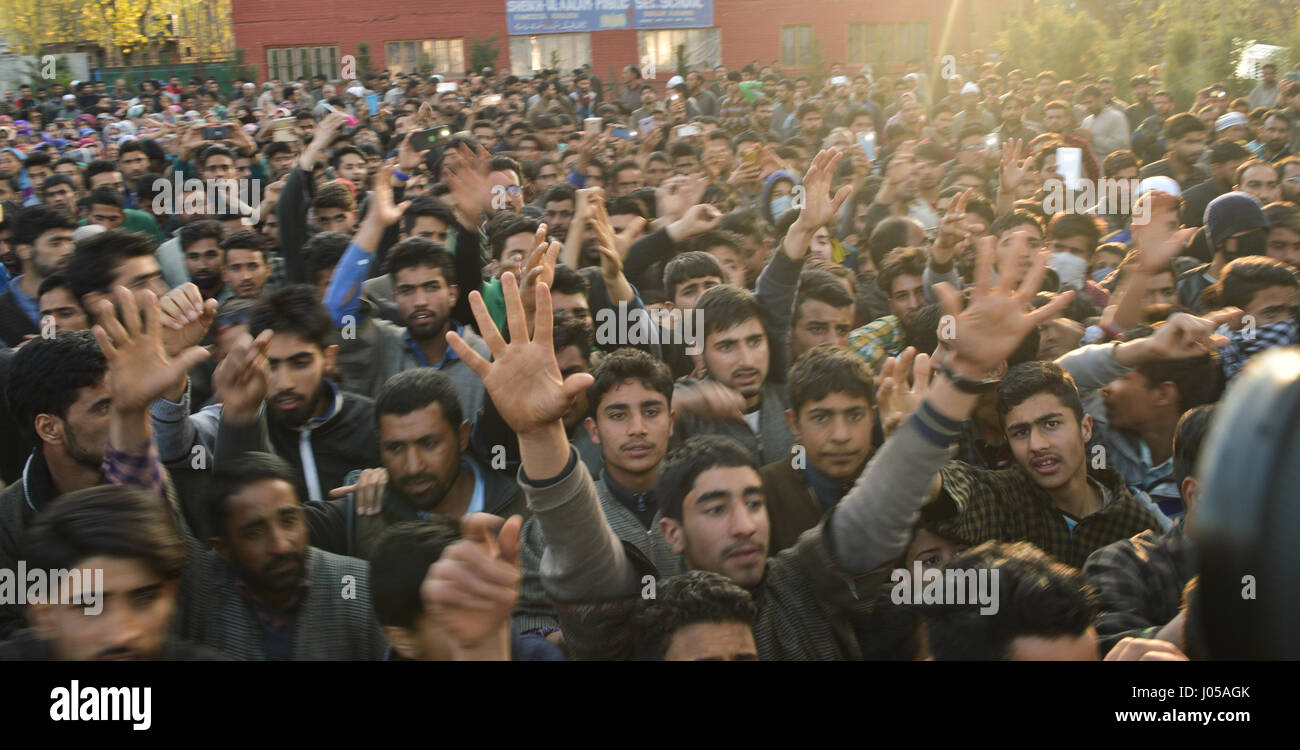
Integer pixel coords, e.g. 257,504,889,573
202,125,229,141
410,125,452,152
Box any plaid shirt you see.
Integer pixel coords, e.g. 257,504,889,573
848,315,906,374
936,461,1160,569
101,438,167,499
1083,521,1191,654
1216,320,1299,381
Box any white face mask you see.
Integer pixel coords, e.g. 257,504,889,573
1048,251,1088,290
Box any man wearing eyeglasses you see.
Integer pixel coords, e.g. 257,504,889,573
488,155,524,216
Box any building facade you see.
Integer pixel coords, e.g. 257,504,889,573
232,0,1026,83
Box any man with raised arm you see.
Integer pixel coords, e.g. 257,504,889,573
446,171,1077,659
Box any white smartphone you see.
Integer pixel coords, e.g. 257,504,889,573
1056,147,1083,190
583,117,603,133
857,131,876,161
436,81,458,93
675,124,701,137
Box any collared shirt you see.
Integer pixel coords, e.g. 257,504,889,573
235,566,312,661
296,380,343,503
404,319,464,369
848,314,906,374
602,470,659,530
804,462,852,511
6,276,38,327
937,461,1159,568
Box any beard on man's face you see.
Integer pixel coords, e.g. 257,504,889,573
62,422,104,471
266,383,325,428
235,549,305,593
392,467,455,510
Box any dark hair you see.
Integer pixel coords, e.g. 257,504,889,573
1208,139,1254,165
633,571,757,660
375,367,464,430
489,216,539,260
1164,112,1208,141
867,216,924,270
696,284,762,339
385,236,455,283
7,330,107,445
220,229,267,261
1172,403,1216,487
663,251,724,300
264,141,294,159
248,284,333,349
659,435,759,520
791,268,854,328
312,181,356,212
1219,255,1298,309
22,485,187,582
1101,150,1139,177
370,518,463,628
40,174,75,195
35,271,76,302
64,229,158,299
995,360,1085,427
1047,213,1103,252
920,541,1098,660
552,317,593,362
402,195,457,237
551,264,590,299
587,347,673,421
330,145,364,170
878,246,927,297
195,143,235,170
990,209,1044,239
788,344,874,413
205,452,299,539
87,186,125,210
301,231,351,280
178,218,224,252
12,203,76,247
543,182,576,206
83,160,120,185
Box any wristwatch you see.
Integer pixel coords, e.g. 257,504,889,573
936,362,1001,394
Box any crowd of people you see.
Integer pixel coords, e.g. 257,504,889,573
0,51,1295,661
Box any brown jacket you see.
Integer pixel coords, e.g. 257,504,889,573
760,459,824,555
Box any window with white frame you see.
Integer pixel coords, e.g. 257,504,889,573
637,28,721,78
846,22,930,67
384,39,465,76
266,46,340,82
508,33,591,77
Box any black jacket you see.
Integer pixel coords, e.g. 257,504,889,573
0,290,37,348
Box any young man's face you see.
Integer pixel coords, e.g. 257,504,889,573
378,402,467,510
335,153,367,184
22,226,75,277
586,379,673,479
211,478,308,595
223,248,271,299
1243,283,1299,326
550,291,591,329
29,554,179,661
184,237,224,295
89,170,125,193
543,198,574,242
887,273,926,327
672,274,721,311
406,215,449,244
394,265,457,340
1002,393,1092,492
703,318,769,403
1042,107,1070,133
661,465,769,589
119,149,149,180
788,299,853,361
89,202,125,230
39,285,88,332
26,164,51,186
109,254,169,302
789,391,875,482
264,333,334,427
664,620,758,661
1172,132,1208,164
1139,270,1179,307
704,244,746,288
904,528,964,572
42,377,111,470
314,206,356,234
996,225,1044,287
556,344,591,429
1236,164,1280,205
1267,226,1300,268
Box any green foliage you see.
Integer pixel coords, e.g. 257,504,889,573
21,54,74,89
356,41,372,80
470,34,501,73
675,43,687,77
231,47,258,83
994,3,1105,81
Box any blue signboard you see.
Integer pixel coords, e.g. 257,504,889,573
505,0,713,35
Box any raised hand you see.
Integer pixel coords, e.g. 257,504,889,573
91,287,211,415
367,165,412,227
934,188,978,266
998,138,1033,195
448,273,594,437
1119,309,1241,365
792,148,853,231
421,513,524,658
519,225,562,329
212,329,273,425
445,140,494,220
673,379,746,422
667,202,724,243
877,347,933,438
656,174,707,223
156,283,218,358
933,236,1076,378
329,467,389,516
